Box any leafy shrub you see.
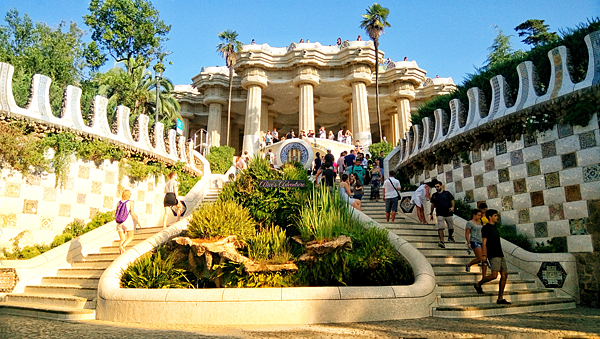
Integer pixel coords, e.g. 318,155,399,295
534,236,568,253
51,233,75,248
121,246,191,288
498,225,532,252
63,219,86,237
247,226,291,264
206,146,235,174
368,141,394,157
76,139,126,164
84,210,115,233
453,198,472,221
0,122,48,177
187,200,256,242
298,186,357,241
211,261,295,288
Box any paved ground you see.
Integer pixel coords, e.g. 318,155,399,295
1,306,599,338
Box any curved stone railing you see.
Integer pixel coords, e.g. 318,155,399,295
386,30,600,173
0,62,209,176
96,202,436,324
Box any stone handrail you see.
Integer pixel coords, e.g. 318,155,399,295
387,30,600,172
0,62,210,176
96,195,436,324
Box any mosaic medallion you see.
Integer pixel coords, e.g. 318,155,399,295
537,262,567,288
279,141,311,167
524,134,538,148
527,160,541,177
40,216,54,230
465,190,474,203
511,149,524,166
514,178,527,194
530,191,544,207
548,203,565,220
474,174,484,188
561,153,577,169
534,222,548,238
518,208,530,223
557,124,573,138
565,184,582,202
541,141,556,158
569,218,587,235
502,196,513,211
498,168,510,183
579,131,597,149
22,200,38,214
400,196,415,213
58,204,71,217
496,141,507,155
545,172,560,189
583,164,600,182
4,183,20,197
0,268,19,293
485,158,495,172
463,164,472,178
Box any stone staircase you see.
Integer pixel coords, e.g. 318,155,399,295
360,185,576,318
0,187,221,320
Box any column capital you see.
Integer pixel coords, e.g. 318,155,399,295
202,85,228,106
342,93,353,103
262,96,274,105
344,63,372,86
241,67,268,90
390,81,416,100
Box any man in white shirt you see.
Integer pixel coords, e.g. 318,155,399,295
382,170,402,223
337,128,344,141
268,149,275,166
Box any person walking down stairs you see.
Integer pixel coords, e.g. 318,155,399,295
430,182,455,248
382,170,402,223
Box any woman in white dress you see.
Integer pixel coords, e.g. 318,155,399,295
411,180,437,223
340,173,361,210
345,130,352,145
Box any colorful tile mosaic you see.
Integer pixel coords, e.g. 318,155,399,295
537,262,567,289
518,209,530,223
502,196,513,211
105,171,116,184
137,190,145,202
40,216,54,230
42,187,56,202
58,204,71,217
579,131,597,149
548,203,565,220
496,141,507,155
78,165,90,179
77,193,86,204
103,196,113,209
437,165,443,174
565,184,582,202
26,176,41,186
64,177,74,190
541,141,557,158
474,174,484,188
89,207,99,219
145,203,153,215
524,134,538,147
583,164,600,182
472,150,481,163
561,152,577,169
487,184,498,199
453,158,461,169
91,181,103,195
498,168,510,183
463,164,472,178
455,180,463,193
557,123,574,138
22,200,38,214
511,149,524,166
4,183,20,197
534,222,548,238
530,191,545,207
0,213,17,228
545,172,560,189
569,218,586,235
527,160,541,177
465,189,474,203
148,182,155,192
485,158,495,172
514,178,527,194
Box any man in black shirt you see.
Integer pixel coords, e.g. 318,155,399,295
429,181,455,248
316,162,335,195
324,149,335,164
474,209,511,305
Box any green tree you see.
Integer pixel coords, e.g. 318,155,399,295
515,19,559,46
216,30,243,147
486,26,515,68
360,3,390,143
83,0,171,75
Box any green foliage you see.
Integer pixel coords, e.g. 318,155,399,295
534,236,568,253
247,226,291,264
498,225,532,252
0,122,48,177
121,245,191,288
76,138,126,165
187,200,256,242
84,210,116,233
515,19,559,46
486,26,518,68
359,3,391,43
368,141,394,158
453,197,472,221
211,261,294,288
205,146,235,174
563,100,598,127
40,132,78,188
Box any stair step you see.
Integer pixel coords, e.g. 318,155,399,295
56,268,105,278
0,302,96,320
419,248,473,256
41,276,100,287
432,263,490,274
433,298,576,318
72,259,113,269
437,289,556,306
111,238,145,247
425,255,477,265
436,280,537,293
413,242,467,249
24,284,97,299
435,271,520,283
4,293,94,309
388,229,440,236
86,252,120,260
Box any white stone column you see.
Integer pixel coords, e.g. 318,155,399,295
396,97,411,136
241,69,268,155
206,102,223,147
388,111,400,146
294,66,319,135
260,97,273,134
343,94,353,134
182,117,190,138
351,81,372,147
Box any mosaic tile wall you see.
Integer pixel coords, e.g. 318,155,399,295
0,158,167,248
412,113,600,252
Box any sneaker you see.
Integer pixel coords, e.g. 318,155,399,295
497,299,512,305
486,258,492,267
474,283,484,294
448,236,456,242
437,241,445,249
465,264,470,273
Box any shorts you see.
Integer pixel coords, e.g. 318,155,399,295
490,257,508,272
385,197,399,213
353,192,363,200
164,192,178,207
470,241,482,249
116,218,134,232
436,215,454,230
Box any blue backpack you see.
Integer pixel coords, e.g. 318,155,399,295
115,200,130,223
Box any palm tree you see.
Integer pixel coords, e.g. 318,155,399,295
216,30,243,146
360,3,391,142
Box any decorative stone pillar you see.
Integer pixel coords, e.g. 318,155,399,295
343,94,353,134
241,68,268,155
260,97,273,135
386,107,400,146
294,66,319,134
181,117,191,138
345,64,372,147
391,81,416,136
203,86,228,147
268,112,278,131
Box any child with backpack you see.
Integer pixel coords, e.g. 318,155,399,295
115,189,139,254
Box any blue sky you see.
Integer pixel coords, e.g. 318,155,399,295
2,0,598,86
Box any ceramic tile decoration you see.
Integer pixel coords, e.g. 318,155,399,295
541,141,557,158
579,131,597,149
40,216,53,230
569,218,586,235
58,204,71,217
64,177,74,190
463,164,472,178
77,193,86,204
524,134,538,147
137,190,145,202
511,149,524,166
545,172,560,189
0,268,19,293
146,203,153,214
453,158,461,169
5,183,20,197
537,262,567,288
514,178,527,194
518,208,530,223
496,141,507,155
487,184,498,199
103,196,113,209
155,193,162,204
42,187,57,202
561,152,578,169
527,160,541,177
498,168,510,183
26,176,41,186
472,150,481,163
89,207,99,219
583,164,600,182
148,182,154,192
548,203,565,220
424,170,430,179
558,123,574,138
91,181,102,194
455,180,463,193
22,200,38,214
502,196,513,211
116,185,124,198
485,158,495,172
531,191,545,207
105,171,116,184
535,222,548,238
474,174,484,188
78,165,90,179
437,165,443,174
465,189,474,203
400,197,415,213
565,184,582,202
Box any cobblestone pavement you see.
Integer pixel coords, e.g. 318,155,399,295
1,306,599,339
